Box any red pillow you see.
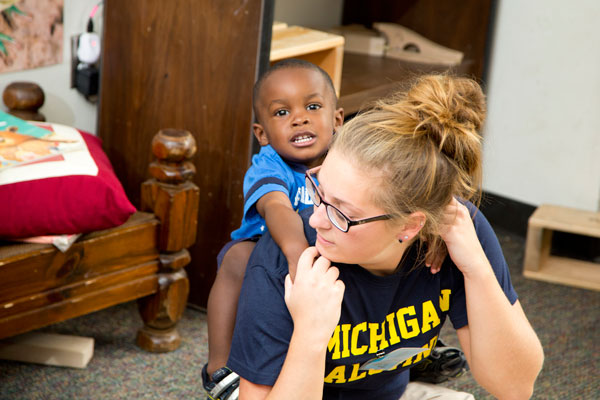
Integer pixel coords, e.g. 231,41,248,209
0,127,136,238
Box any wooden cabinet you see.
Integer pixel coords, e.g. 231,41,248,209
98,0,269,307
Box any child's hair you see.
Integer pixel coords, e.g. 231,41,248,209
252,59,337,119
331,74,486,262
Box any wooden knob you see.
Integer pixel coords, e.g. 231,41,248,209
151,128,197,162
149,129,197,183
3,82,45,110
148,160,196,183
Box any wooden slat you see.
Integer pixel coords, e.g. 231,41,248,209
523,255,600,291
0,333,94,368
529,204,600,238
0,217,158,303
0,272,158,339
0,262,158,319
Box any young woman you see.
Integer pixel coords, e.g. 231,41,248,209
227,74,544,399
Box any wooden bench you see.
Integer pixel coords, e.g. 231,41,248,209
523,204,600,291
0,128,200,352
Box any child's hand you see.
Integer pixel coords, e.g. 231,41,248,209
284,247,345,346
425,243,447,274
285,244,309,282
287,257,298,281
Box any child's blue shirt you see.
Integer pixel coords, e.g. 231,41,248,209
230,145,313,240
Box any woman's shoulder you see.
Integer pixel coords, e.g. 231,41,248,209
247,208,316,277
462,200,495,239
248,231,289,277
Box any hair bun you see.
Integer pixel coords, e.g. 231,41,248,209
406,75,485,173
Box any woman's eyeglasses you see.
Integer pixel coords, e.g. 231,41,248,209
305,166,392,233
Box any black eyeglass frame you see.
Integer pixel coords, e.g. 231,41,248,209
305,166,392,233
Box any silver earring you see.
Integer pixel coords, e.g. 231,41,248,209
404,235,409,240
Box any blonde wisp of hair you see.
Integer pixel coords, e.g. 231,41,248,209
331,74,486,262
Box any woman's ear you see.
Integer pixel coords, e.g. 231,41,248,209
252,123,269,146
397,212,426,242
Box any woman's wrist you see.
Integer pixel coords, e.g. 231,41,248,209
290,327,330,356
460,257,495,282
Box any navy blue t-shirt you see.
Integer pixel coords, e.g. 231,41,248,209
228,205,518,399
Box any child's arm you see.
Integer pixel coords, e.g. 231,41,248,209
256,191,309,279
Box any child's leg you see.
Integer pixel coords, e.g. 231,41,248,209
206,240,256,376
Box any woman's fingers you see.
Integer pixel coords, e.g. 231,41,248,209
284,273,293,304
296,246,336,283
312,253,332,275
287,247,343,301
284,247,345,345
296,246,320,275
324,263,340,282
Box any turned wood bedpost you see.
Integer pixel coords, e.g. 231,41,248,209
136,128,200,352
2,81,46,121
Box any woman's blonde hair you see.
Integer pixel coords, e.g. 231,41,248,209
331,74,486,261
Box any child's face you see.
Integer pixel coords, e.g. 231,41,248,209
253,67,344,168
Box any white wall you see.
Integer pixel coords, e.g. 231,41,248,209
483,0,600,211
0,0,100,134
274,0,343,30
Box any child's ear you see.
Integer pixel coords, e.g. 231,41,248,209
334,107,344,131
252,123,269,146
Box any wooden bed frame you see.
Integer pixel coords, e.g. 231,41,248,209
0,128,199,353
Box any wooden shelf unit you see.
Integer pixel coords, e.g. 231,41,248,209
270,25,345,97
523,204,600,291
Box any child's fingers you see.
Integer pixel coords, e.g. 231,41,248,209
287,261,297,282
425,246,447,274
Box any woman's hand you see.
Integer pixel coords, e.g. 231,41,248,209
439,198,489,277
284,247,345,346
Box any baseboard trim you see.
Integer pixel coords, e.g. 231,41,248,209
480,191,536,237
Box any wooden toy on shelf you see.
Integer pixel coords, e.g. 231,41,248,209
373,23,463,66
